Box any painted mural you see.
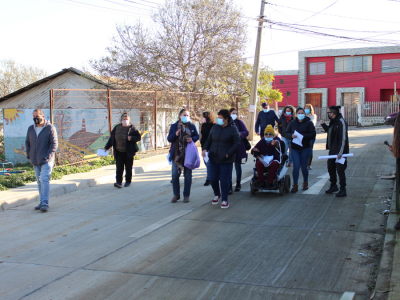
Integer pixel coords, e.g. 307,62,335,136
2,108,153,164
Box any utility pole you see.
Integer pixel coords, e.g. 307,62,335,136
247,0,266,141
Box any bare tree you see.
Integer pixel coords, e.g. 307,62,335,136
0,59,48,97
91,0,248,97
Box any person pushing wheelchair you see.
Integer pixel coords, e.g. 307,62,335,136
251,125,282,189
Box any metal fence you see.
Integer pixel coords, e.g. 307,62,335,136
362,101,400,117
50,89,241,163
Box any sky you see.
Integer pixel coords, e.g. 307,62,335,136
1,0,400,76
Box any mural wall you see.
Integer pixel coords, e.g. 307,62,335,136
3,108,151,164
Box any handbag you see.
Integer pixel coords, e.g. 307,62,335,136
243,137,251,151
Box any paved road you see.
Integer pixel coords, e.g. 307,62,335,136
0,126,395,300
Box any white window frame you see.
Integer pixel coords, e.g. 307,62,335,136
335,56,372,73
309,62,326,75
382,59,400,73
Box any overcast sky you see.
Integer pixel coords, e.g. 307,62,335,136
1,0,400,75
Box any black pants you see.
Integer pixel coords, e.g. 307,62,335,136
115,150,134,184
327,158,347,189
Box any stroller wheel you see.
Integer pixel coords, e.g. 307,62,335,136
279,182,285,196
284,175,291,193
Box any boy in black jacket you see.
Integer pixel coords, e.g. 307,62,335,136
320,106,349,197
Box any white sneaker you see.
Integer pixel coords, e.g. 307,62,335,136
221,201,229,209
212,195,221,205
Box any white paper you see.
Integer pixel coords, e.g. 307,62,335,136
318,153,354,160
335,157,346,164
292,130,303,147
263,155,274,165
203,152,209,163
97,149,108,157
167,153,172,165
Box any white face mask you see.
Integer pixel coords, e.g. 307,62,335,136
122,120,130,126
231,114,237,120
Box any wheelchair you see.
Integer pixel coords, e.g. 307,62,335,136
249,140,291,196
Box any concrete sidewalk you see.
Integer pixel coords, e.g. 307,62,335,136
0,153,171,211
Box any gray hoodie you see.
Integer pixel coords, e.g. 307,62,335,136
25,120,58,166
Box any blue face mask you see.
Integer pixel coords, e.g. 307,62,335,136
297,114,305,120
181,116,189,123
217,118,224,126
265,137,273,143
263,109,269,113
305,109,310,114
286,112,291,116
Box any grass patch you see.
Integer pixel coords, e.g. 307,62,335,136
0,156,116,191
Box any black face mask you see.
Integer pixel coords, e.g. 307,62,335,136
33,117,42,124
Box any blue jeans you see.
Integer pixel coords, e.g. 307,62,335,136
209,160,233,202
230,159,242,185
171,162,192,197
291,148,311,184
33,162,54,207
310,139,316,156
282,137,293,164
204,159,211,181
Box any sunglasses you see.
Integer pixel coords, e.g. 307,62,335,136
265,133,274,136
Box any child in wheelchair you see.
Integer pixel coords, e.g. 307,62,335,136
250,125,287,190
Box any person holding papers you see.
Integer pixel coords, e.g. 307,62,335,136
200,111,215,186
202,109,240,209
278,105,296,167
320,106,349,197
251,125,281,189
105,113,141,188
285,107,316,193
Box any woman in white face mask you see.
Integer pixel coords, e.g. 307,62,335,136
167,109,199,203
105,113,141,188
229,107,249,192
284,107,316,193
305,103,317,170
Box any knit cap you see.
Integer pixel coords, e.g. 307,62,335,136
264,124,275,136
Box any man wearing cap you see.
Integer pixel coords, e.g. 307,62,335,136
320,105,349,197
255,102,280,138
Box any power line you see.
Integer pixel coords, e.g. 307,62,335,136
296,0,339,23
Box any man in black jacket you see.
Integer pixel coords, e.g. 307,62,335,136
255,102,280,138
321,106,349,197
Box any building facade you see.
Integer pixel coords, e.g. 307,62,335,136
273,45,400,110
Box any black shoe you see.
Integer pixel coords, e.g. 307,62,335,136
228,184,233,195
325,184,339,194
114,182,122,188
234,183,241,192
40,206,48,212
394,220,400,230
34,204,41,210
124,182,131,187
335,189,347,197
204,180,211,186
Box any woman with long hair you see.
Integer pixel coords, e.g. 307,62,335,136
200,111,215,186
167,109,199,203
285,107,316,193
305,103,317,170
202,109,240,209
105,113,141,188
229,107,249,192
278,105,295,167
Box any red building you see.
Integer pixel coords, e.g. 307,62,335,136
272,46,400,112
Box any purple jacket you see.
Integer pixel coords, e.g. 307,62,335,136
251,136,282,162
233,119,249,160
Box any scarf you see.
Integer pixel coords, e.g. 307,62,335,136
174,121,191,174
285,114,292,124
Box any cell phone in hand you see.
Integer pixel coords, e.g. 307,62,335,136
384,141,390,146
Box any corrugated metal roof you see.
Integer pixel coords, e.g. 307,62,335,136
0,67,115,103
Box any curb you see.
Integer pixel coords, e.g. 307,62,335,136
0,159,171,211
374,183,399,298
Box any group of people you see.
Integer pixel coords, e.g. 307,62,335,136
25,103,349,212
164,102,349,209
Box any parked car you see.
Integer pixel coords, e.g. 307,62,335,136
384,111,398,126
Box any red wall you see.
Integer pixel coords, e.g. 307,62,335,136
272,74,299,107
307,53,400,106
